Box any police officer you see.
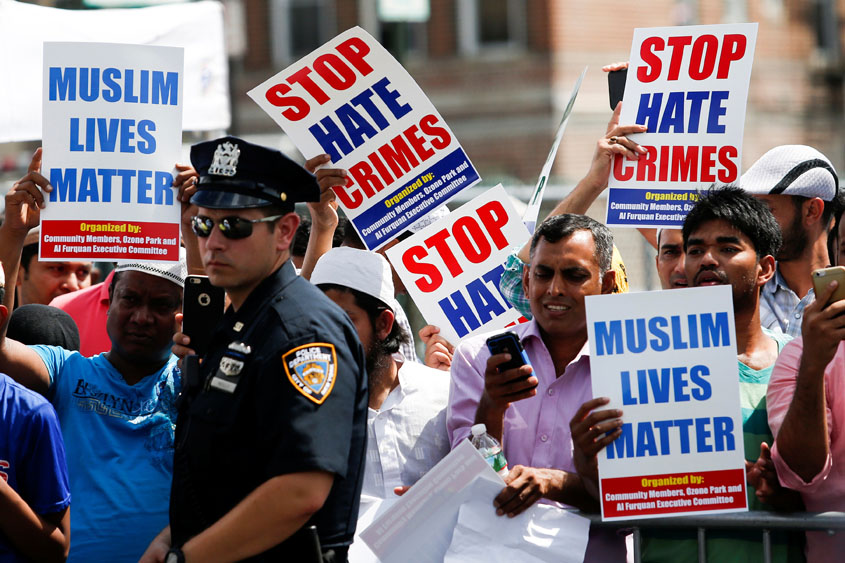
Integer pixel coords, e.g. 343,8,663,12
143,137,368,563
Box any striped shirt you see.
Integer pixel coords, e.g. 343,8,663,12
760,267,815,338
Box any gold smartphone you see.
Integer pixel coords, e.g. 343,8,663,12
812,266,845,305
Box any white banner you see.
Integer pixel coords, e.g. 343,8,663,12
0,0,228,142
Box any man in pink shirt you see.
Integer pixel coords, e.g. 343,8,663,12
767,279,845,563
447,213,624,561
49,269,114,357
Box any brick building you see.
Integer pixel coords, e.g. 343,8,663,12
231,0,843,289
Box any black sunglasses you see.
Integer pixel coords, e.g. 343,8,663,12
190,214,284,240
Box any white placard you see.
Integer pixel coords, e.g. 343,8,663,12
385,185,530,345
40,42,183,262
607,23,757,228
248,27,480,250
586,286,748,521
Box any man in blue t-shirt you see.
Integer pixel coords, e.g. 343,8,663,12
0,373,71,563
0,266,71,563
0,149,191,562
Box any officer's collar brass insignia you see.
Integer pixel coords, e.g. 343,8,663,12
209,142,240,177
283,343,337,405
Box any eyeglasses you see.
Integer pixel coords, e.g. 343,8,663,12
190,215,284,240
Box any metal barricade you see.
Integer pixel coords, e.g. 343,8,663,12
580,511,845,563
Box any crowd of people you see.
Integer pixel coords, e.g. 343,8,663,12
0,100,842,563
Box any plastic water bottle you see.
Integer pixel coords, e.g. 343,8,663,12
470,423,509,478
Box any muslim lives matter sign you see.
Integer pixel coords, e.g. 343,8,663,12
386,185,529,345
586,286,748,521
248,27,480,250
41,42,183,261
607,23,757,228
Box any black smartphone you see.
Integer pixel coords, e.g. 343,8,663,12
608,68,627,110
182,275,225,357
485,332,532,372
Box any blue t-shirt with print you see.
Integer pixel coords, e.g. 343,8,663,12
0,373,71,562
33,347,180,563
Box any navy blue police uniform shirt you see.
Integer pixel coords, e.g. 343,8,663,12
170,261,368,560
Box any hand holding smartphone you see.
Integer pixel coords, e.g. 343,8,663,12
182,275,225,357
812,266,845,306
485,332,532,372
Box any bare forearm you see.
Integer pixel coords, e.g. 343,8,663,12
182,472,332,563
473,395,507,442
0,226,26,326
300,221,337,280
0,482,68,562
776,357,829,483
542,469,600,512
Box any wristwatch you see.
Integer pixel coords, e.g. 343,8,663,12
165,547,185,563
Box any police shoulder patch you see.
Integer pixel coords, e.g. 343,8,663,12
282,343,337,405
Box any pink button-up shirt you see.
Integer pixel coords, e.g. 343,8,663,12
768,338,845,563
448,319,626,561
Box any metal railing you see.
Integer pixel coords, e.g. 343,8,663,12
580,511,845,563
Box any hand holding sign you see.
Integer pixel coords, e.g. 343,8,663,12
6,148,52,235
569,397,624,498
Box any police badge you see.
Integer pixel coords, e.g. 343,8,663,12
283,343,337,405
208,142,240,177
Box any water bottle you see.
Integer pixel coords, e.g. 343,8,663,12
470,423,509,478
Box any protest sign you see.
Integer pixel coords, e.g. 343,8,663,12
385,185,530,345
40,42,183,262
606,23,757,228
586,286,748,521
248,27,480,250
522,67,586,234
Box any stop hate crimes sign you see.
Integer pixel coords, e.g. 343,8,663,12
607,23,757,228
41,42,184,262
586,286,748,521
248,27,480,250
386,185,530,345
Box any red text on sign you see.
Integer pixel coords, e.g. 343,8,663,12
401,201,510,293
264,36,374,121
637,34,746,82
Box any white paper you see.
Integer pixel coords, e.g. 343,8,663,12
360,440,503,563
444,479,590,563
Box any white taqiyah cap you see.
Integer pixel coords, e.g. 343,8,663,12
311,247,395,309
740,145,839,201
114,246,187,288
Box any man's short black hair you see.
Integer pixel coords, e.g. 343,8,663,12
317,283,409,354
529,214,614,274
682,186,782,258
20,243,38,272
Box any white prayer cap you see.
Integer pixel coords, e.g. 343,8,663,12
740,145,839,201
114,247,187,288
311,247,395,310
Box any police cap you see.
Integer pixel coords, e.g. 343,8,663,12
190,136,320,210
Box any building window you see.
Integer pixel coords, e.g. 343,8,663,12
270,0,336,65
457,0,525,55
